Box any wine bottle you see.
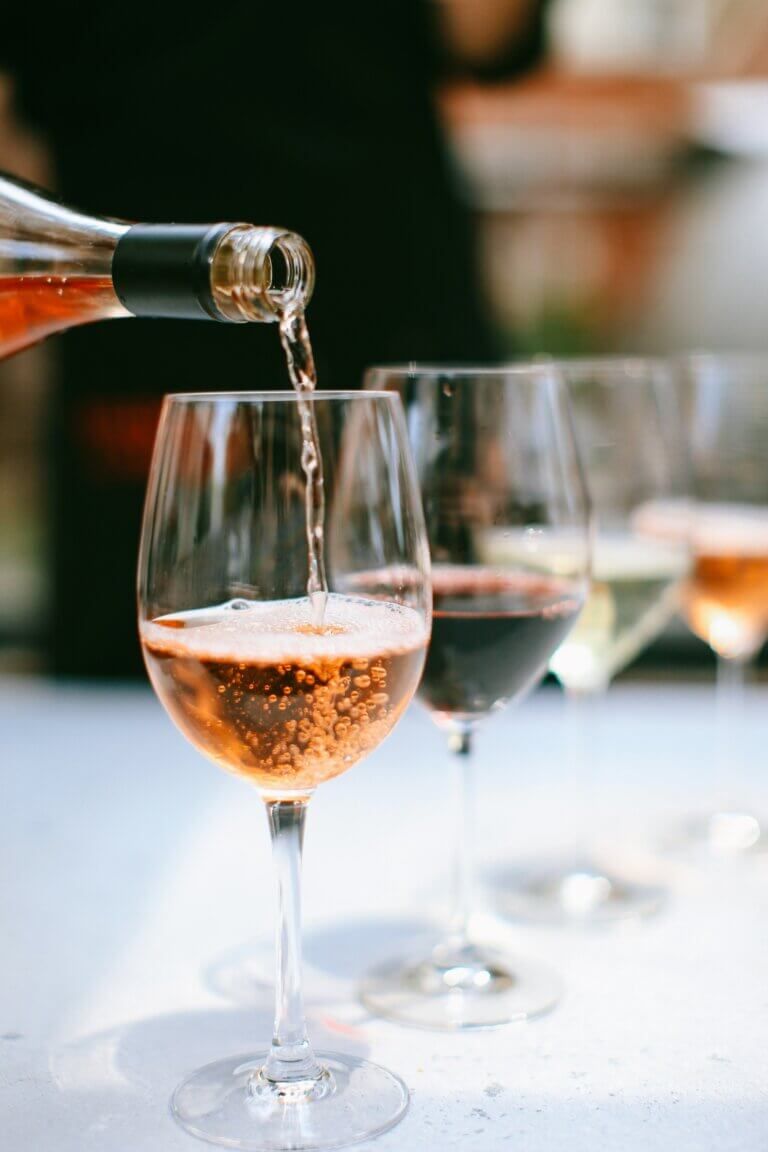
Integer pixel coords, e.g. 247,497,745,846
0,172,314,359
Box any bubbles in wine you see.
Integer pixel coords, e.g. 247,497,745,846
141,594,427,796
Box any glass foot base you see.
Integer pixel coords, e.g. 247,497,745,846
172,1050,409,1150
662,811,767,857
491,860,666,926
360,941,560,1031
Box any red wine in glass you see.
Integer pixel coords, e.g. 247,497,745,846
419,566,582,723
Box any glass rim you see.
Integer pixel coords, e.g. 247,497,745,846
681,350,768,369
553,355,669,372
366,357,672,379
364,363,559,378
162,390,400,403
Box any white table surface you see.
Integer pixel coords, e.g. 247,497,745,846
1,676,767,1151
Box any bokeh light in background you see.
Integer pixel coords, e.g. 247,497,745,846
2,0,768,673
442,0,768,358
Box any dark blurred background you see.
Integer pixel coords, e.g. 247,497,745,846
1,0,768,676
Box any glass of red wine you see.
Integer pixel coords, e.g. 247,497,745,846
361,366,590,1029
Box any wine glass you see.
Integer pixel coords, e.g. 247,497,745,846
496,358,691,924
138,391,431,1150
361,365,590,1030
649,354,768,854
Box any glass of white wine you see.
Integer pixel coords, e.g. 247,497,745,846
493,358,691,925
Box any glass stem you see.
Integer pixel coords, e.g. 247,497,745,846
715,654,749,808
448,725,474,949
263,798,322,1085
716,653,747,711
564,684,603,839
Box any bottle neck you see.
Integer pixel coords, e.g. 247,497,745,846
111,223,314,324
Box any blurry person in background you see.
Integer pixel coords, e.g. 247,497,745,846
1,0,549,678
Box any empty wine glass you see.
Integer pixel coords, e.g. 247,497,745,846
494,358,690,925
139,391,430,1150
648,354,768,855
361,365,590,1030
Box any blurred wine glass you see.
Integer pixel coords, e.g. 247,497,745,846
139,391,430,1150
494,358,691,925
361,365,590,1030
647,354,768,855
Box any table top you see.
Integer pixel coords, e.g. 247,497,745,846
1,676,767,1151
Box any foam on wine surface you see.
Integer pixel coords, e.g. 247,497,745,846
141,595,427,796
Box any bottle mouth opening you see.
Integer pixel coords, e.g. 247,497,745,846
266,233,315,315
211,225,315,323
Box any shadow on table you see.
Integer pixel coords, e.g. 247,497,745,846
205,916,435,1005
44,1012,765,1152
306,917,437,978
48,1004,371,1150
